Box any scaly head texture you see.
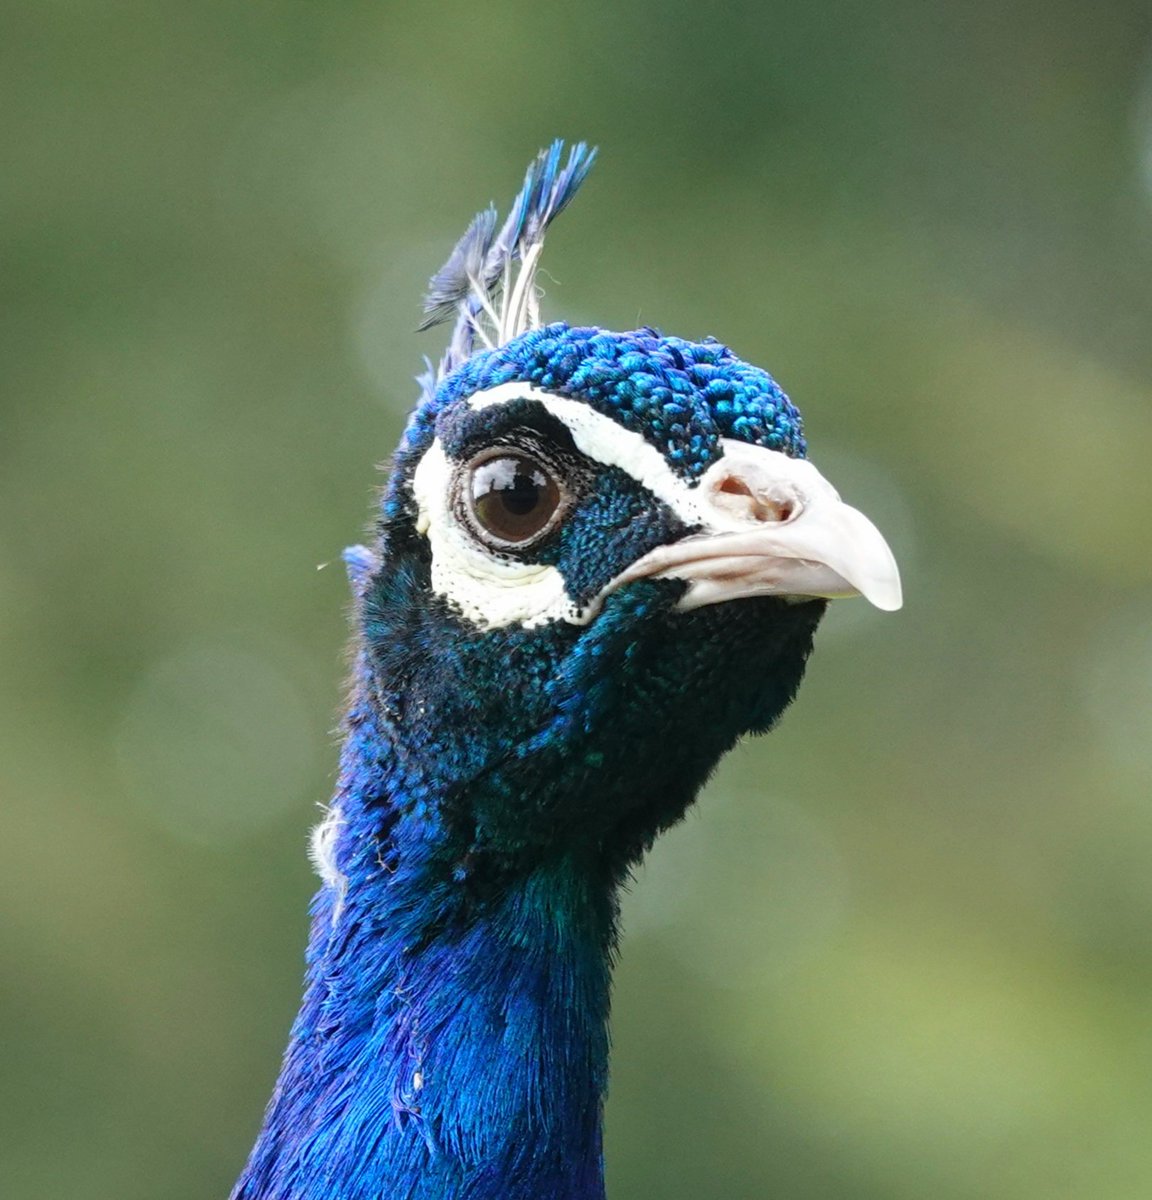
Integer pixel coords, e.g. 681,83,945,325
232,142,899,1200
395,322,806,503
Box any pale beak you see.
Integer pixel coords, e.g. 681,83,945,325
613,440,903,612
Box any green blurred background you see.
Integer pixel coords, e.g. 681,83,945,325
4,1,1152,1196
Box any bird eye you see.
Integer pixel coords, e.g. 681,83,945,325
460,449,566,549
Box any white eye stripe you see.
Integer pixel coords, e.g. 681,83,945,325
465,382,708,526
466,384,835,536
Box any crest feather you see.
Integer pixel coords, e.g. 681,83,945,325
418,140,597,393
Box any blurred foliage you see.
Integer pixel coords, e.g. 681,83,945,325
3,1,1152,1197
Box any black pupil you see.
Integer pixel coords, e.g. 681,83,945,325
502,472,541,515
469,454,561,544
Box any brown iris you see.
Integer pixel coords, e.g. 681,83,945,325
462,450,565,548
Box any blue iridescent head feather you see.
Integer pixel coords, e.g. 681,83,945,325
389,323,806,521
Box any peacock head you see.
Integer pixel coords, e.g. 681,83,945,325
352,146,901,880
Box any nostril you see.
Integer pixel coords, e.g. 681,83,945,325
714,474,797,523
716,475,755,500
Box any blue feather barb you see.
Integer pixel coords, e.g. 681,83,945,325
418,140,597,389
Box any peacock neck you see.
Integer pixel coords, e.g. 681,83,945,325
233,660,616,1200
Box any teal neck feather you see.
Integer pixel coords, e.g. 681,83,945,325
232,662,617,1200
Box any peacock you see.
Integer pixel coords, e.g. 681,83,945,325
231,141,901,1200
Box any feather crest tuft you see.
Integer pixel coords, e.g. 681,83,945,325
419,140,597,387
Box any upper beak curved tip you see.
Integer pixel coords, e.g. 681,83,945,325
846,521,903,612
860,567,903,612
817,502,903,612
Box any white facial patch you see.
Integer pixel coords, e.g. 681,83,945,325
410,382,841,630
411,439,584,629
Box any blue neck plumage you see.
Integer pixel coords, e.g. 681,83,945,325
232,647,616,1200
